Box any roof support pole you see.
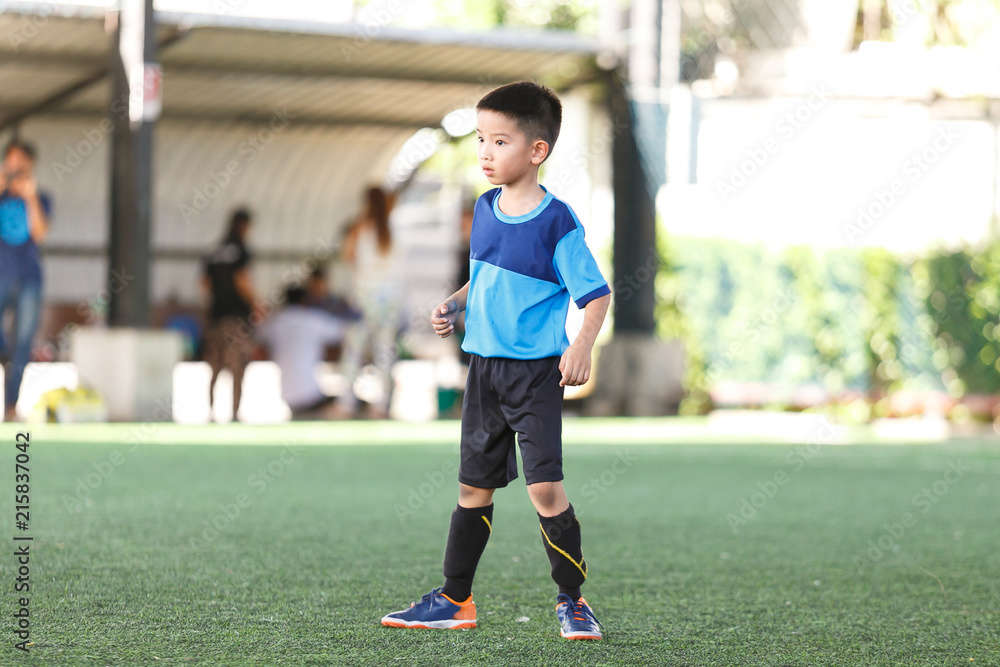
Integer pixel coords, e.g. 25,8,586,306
609,69,657,334
589,0,686,416
108,0,158,327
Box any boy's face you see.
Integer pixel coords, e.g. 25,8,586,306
476,110,549,187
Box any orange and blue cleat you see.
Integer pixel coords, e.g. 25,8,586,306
555,594,603,640
380,587,476,630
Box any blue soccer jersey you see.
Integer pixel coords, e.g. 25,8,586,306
462,187,610,360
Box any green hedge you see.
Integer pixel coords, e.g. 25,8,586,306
916,243,1000,395
655,236,1000,413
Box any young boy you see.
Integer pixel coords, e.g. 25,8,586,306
381,82,611,640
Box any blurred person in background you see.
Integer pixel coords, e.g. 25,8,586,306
339,186,403,419
202,208,261,422
0,140,50,422
305,265,360,322
257,284,349,418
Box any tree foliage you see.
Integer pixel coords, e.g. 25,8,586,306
657,236,1000,415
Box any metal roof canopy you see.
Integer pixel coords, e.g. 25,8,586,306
0,1,599,326
0,3,599,133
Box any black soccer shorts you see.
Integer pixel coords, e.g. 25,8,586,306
458,354,565,489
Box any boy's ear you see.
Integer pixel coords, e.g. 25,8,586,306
530,140,550,165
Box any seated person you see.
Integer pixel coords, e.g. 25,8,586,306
256,285,349,417
305,266,360,321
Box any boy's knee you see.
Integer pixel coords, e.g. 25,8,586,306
458,483,494,508
527,481,568,516
529,485,556,505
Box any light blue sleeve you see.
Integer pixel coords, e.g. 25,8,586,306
552,224,611,309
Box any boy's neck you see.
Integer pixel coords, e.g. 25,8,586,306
498,179,546,217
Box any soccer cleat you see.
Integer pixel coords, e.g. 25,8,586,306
380,587,476,630
555,594,603,640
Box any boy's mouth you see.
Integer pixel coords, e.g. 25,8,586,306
482,166,494,176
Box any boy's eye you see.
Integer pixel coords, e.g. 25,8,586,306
496,140,505,146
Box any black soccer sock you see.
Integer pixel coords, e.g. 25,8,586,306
442,503,494,602
538,504,587,600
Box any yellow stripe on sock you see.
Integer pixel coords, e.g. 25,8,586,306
482,516,492,533
538,523,587,579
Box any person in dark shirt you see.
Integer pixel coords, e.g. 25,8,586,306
0,140,51,422
202,209,261,422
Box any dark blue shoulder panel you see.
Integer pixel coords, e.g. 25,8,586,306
469,189,577,285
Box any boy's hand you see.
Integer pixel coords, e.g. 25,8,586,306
432,299,459,338
559,342,592,387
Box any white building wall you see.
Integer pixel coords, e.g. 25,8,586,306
661,96,998,252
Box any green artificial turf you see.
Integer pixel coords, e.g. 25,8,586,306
1,426,998,665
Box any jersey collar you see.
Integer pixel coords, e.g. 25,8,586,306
493,186,554,224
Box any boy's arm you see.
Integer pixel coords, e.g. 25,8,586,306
559,293,611,387
431,281,470,338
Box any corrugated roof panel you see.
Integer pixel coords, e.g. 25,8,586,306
0,15,107,59
160,26,588,84
46,78,113,113
0,64,95,106
147,119,413,249
2,8,595,132
141,72,469,127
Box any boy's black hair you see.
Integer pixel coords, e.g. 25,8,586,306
476,81,562,157
4,139,36,161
